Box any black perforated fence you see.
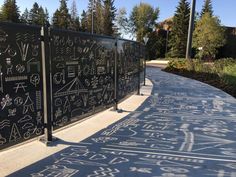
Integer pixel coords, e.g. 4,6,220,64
0,22,145,150
0,23,44,149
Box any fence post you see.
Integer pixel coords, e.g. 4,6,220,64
137,50,141,95
144,45,147,86
40,26,53,144
113,38,118,111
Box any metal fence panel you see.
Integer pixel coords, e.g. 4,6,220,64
49,29,116,129
117,40,140,100
0,22,144,150
0,23,44,150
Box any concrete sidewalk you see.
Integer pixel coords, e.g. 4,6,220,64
0,79,153,177
146,60,169,68
2,67,236,177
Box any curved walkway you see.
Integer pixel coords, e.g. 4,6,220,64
7,67,236,176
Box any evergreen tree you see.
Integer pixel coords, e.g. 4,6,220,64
29,2,40,24
80,10,88,32
201,0,213,17
95,0,104,34
52,0,72,29
38,6,47,25
44,8,50,26
86,0,103,34
1,0,20,23
85,0,94,33
193,13,225,59
52,9,60,28
71,0,78,20
70,0,80,31
28,3,48,26
130,3,159,42
20,8,29,24
168,0,190,58
103,0,116,36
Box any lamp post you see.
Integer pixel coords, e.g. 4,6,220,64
186,0,196,59
143,35,149,86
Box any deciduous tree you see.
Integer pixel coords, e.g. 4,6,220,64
129,3,159,42
193,13,225,59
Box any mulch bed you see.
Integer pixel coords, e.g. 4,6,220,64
163,68,236,99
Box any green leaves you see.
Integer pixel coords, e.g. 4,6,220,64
130,3,159,42
193,13,226,59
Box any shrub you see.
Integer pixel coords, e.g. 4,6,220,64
222,64,236,87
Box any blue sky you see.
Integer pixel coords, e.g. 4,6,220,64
0,0,235,27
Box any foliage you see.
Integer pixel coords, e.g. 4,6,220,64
168,0,190,58
80,10,87,32
222,64,236,87
86,0,102,34
70,0,80,31
52,0,72,29
201,0,213,17
28,3,49,25
193,13,226,60
146,30,166,59
166,58,188,70
20,8,29,24
129,3,159,42
0,0,20,23
95,0,105,34
103,0,116,36
165,58,236,96
116,7,129,37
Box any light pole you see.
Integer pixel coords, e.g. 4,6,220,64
143,35,149,86
186,0,196,59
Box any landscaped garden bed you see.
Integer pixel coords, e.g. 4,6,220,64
163,58,236,98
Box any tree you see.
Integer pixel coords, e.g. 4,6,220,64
129,3,159,42
85,0,94,33
80,10,88,32
52,0,72,29
28,3,48,25
116,8,129,37
20,8,29,24
147,30,166,59
103,0,116,36
95,0,104,34
29,2,39,24
70,0,80,31
168,0,190,58
1,0,20,23
201,0,213,17
193,13,225,59
86,0,104,34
